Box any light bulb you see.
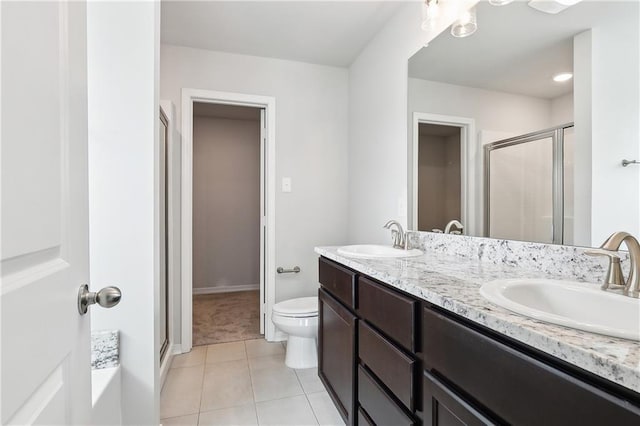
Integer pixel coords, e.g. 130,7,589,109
553,72,573,82
421,0,440,31
451,7,477,38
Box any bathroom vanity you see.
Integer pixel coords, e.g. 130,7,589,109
316,247,640,426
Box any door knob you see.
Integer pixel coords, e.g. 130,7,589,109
78,284,122,315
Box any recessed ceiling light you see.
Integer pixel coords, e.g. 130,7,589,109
553,72,573,82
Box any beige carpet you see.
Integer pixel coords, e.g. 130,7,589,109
193,290,262,346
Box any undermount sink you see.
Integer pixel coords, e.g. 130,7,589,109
480,278,640,341
337,244,423,259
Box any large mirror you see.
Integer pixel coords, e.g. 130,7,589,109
408,0,639,247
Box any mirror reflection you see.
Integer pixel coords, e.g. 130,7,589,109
408,0,639,247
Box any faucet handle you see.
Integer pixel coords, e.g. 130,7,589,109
585,249,625,290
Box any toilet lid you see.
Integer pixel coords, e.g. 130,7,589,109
273,297,318,317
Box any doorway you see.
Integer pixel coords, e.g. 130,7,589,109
192,103,262,346
181,89,276,353
411,113,475,234
416,123,462,232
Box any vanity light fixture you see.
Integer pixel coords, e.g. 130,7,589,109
421,0,441,31
553,72,573,82
489,0,514,5
451,7,477,38
529,0,584,15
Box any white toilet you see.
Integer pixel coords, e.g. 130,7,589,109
272,297,318,369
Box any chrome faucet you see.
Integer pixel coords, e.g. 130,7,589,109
383,220,406,249
587,232,640,298
444,220,464,235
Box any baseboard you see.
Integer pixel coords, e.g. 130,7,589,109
193,284,259,295
171,344,183,355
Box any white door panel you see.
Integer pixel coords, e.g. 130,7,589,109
1,1,92,424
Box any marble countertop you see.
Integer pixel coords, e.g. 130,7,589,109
315,246,640,394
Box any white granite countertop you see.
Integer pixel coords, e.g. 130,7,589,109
315,246,640,394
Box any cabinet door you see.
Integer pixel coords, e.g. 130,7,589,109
423,371,495,426
319,288,357,425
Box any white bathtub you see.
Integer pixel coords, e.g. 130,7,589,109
91,366,122,425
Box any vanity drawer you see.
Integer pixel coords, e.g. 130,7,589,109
358,365,416,426
359,321,416,411
423,307,640,426
319,257,356,309
358,276,417,352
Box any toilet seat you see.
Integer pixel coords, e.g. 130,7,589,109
272,297,318,318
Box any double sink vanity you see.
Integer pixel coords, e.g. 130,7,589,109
315,233,640,426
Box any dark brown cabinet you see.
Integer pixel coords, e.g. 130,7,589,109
423,371,494,426
318,256,640,426
318,288,357,425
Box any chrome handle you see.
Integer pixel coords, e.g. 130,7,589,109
78,284,122,315
277,266,300,274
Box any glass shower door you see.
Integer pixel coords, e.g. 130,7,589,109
487,133,554,243
484,123,574,245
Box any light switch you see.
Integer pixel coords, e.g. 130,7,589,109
282,177,292,193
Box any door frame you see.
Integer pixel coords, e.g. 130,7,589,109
411,112,476,233
180,89,276,352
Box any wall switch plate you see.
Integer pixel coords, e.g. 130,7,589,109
282,177,292,193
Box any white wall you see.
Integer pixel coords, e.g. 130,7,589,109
409,79,552,136
88,2,160,425
589,6,640,244
347,0,478,243
193,116,260,291
160,44,349,343
550,92,574,126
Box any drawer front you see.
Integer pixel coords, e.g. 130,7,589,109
423,371,495,426
358,365,415,426
359,321,416,411
423,307,640,426
319,257,356,308
358,276,416,351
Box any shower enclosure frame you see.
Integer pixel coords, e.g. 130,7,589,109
483,122,574,244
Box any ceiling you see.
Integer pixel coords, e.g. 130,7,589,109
161,1,403,67
409,1,635,99
193,102,261,120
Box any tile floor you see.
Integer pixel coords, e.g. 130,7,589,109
161,339,345,426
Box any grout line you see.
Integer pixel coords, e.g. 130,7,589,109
294,367,321,426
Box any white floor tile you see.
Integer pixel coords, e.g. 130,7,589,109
307,391,345,426
201,359,253,412
295,368,325,394
172,346,207,369
255,395,319,426
245,339,285,358
248,353,286,372
161,413,199,426
251,364,304,402
161,365,205,419
206,341,247,364
198,404,258,426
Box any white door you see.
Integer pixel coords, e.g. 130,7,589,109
1,1,93,424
